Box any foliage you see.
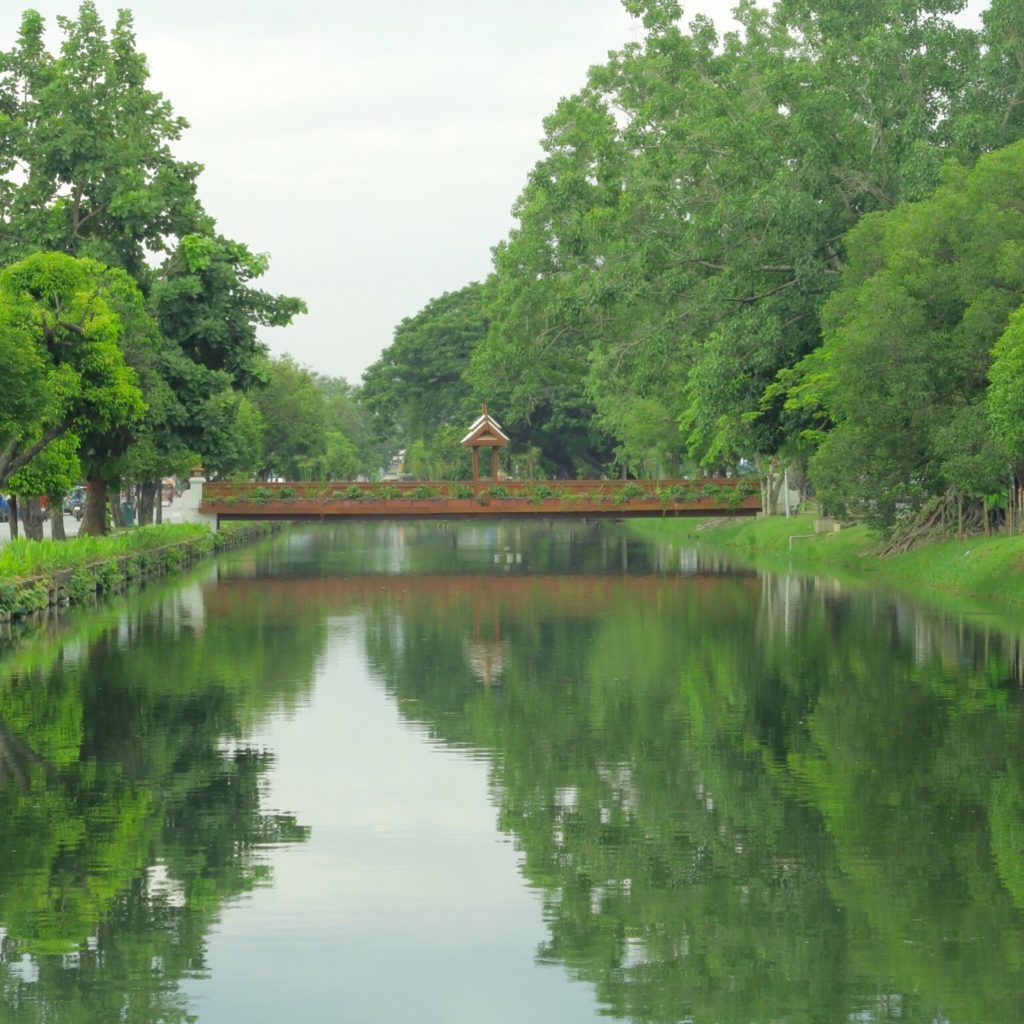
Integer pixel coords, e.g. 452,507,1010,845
404,425,472,480
0,4,307,514
249,355,368,481
146,232,306,484
0,3,206,272
0,253,146,490
352,523,1024,1024
0,557,313,1013
792,142,1024,532
361,282,488,449
464,0,994,480
987,304,1024,477
6,433,80,507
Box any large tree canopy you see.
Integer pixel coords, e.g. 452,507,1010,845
362,283,487,445
0,3,306,526
0,2,206,273
789,140,1024,533
460,0,1020,482
0,252,145,491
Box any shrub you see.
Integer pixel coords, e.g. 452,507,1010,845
277,486,296,499
379,485,402,500
488,486,510,498
0,580,21,613
452,484,475,499
8,581,49,615
65,566,96,603
410,485,434,499
660,485,691,503
94,560,121,592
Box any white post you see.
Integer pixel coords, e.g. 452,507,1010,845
164,467,218,532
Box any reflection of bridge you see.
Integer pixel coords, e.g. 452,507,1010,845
199,478,761,523
206,571,760,617
206,572,761,688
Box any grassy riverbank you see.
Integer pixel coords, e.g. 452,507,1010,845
630,514,1024,607
0,522,276,623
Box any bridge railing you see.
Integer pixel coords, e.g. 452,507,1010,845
200,477,761,516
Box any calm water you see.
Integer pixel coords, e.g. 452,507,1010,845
1,521,1023,1023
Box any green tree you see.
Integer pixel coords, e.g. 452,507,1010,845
465,89,622,476
316,374,380,476
0,3,206,273
148,232,306,486
0,253,145,504
0,5,306,519
987,305,1024,478
362,283,488,454
470,0,991,482
7,433,80,541
252,355,327,480
794,142,1024,535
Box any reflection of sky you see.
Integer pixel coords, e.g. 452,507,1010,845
182,618,601,1023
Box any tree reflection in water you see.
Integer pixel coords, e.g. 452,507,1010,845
3,521,1024,1024
354,553,1024,1024
0,576,315,1023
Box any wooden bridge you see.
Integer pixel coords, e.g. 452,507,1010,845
198,478,761,523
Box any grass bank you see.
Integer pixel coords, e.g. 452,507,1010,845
0,522,278,625
630,514,1024,608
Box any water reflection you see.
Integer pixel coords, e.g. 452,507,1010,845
330,526,1024,1024
1,522,1023,1023
0,568,314,1022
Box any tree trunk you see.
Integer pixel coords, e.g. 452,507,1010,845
50,504,66,541
139,478,156,525
7,496,17,540
155,480,163,524
21,497,45,541
80,475,109,536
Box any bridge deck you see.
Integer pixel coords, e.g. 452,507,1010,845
199,478,761,521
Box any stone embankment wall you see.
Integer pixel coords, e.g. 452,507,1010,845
0,524,278,634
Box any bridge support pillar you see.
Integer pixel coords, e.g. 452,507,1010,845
164,469,218,532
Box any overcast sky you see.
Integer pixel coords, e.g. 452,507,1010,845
3,1,991,385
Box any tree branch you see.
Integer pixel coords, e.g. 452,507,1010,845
724,278,799,305
0,420,75,489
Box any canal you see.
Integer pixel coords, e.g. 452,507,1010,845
1,521,1023,1023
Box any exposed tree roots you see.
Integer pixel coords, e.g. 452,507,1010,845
877,488,1002,557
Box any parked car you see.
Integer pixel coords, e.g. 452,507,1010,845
0,494,8,523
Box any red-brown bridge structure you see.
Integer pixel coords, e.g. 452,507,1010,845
199,477,761,524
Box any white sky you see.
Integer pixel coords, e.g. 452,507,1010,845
3,1,991,385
